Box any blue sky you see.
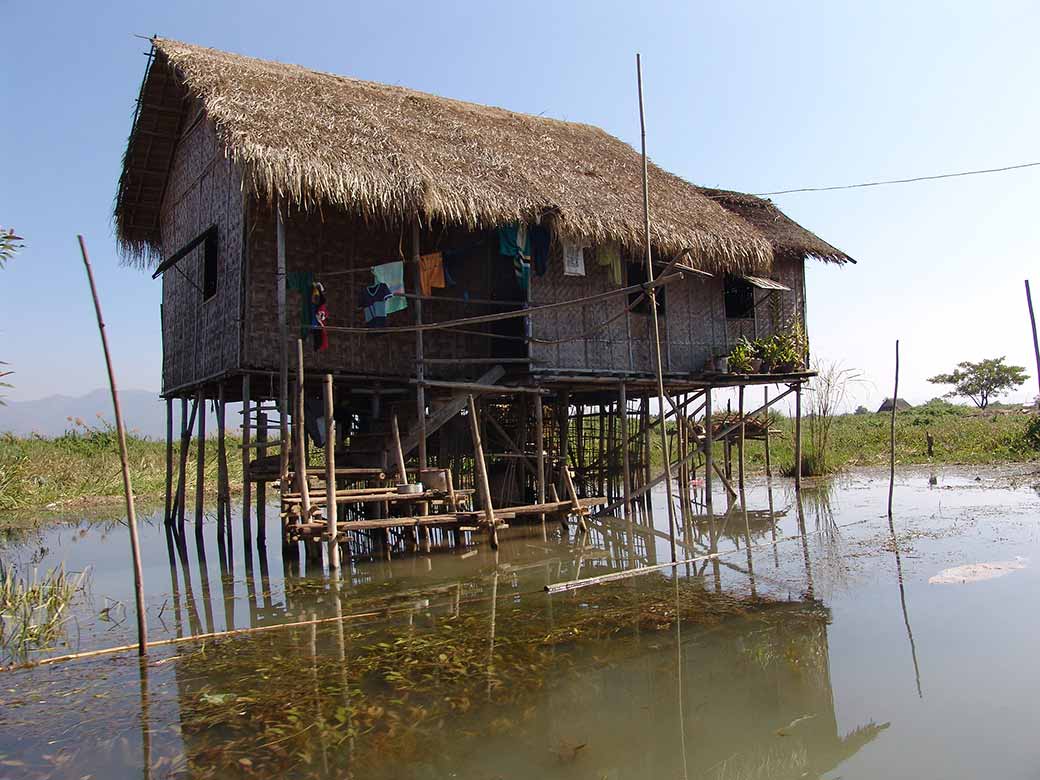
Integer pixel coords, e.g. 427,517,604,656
3,1,1039,409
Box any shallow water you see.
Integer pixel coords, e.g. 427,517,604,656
2,466,1040,778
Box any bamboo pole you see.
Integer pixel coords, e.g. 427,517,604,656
704,388,713,513
619,383,633,534
164,398,173,525
277,203,290,485
888,340,900,517
794,382,803,491
390,414,408,483
737,385,746,490
1026,281,1040,403
195,389,206,535
535,396,547,542
324,374,340,570
256,410,267,545
295,339,312,520
77,235,148,656
467,395,498,548
174,397,197,534
763,386,772,478
636,52,678,564
217,383,229,527
241,373,252,536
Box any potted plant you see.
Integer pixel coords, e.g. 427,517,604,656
715,354,730,373
771,323,807,373
728,338,755,374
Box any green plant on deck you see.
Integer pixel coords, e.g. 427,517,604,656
728,337,756,373
0,562,87,663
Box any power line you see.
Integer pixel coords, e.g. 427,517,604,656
750,160,1040,197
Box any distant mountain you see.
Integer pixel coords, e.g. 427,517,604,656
0,389,221,440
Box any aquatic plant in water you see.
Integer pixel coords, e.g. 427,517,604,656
0,562,87,663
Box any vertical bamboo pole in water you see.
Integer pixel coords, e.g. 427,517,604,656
296,339,311,520
794,381,803,491
619,382,633,531
763,386,771,478
324,374,340,570
535,396,547,542
888,340,900,517
195,389,206,535
241,374,252,537
704,388,714,513
256,411,267,545
467,395,498,548
217,383,229,527
277,204,290,487
737,385,746,490
164,398,173,525
78,235,147,656
1026,280,1040,402
637,53,677,563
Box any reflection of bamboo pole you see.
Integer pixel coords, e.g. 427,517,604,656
888,340,900,517
535,397,547,542
763,387,772,478
636,53,678,563
77,235,148,656
619,382,635,566
887,514,923,698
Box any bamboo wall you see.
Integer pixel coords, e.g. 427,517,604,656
159,115,244,394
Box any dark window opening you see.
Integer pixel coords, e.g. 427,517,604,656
202,227,219,301
724,274,754,319
626,261,665,315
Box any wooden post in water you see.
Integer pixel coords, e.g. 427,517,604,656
888,340,900,517
241,374,252,536
77,235,148,656
636,52,678,563
1026,281,1040,403
295,339,312,521
217,383,229,527
256,410,267,545
535,396,547,542
467,395,498,548
323,374,340,570
164,398,173,525
175,397,197,535
276,203,290,486
763,386,772,478
619,382,633,528
794,382,803,491
737,385,746,490
195,388,206,534
704,388,713,513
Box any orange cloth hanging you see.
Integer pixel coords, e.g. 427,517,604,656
420,252,446,296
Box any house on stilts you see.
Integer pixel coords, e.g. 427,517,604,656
115,38,853,561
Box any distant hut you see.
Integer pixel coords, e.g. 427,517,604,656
878,398,913,413
114,38,854,549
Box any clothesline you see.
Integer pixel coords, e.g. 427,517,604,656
320,271,686,336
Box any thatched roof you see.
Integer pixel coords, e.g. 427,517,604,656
116,39,844,273
877,398,912,412
697,188,853,265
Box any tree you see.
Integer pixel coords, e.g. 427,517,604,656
927,357,1028,409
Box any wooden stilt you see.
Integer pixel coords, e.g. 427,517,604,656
241,374,252,536
737,384,746,490
256,411,267,545
410,215,431,548
164,398,173,525
763,386,772,478
795,381,803,491
175,397,197,535
704,388,713,513
535,396,547,542
619,382,633,533
466,395,498,549
324,374,340,570
194,389,206,535
557,391,571,496
217,383,230,526
888,341,899,517
390,414,408,484
276,203,290,486
295,339,312,521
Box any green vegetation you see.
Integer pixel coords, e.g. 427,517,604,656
928,356,1029,409
0,563,87,663
744,400,1040,473
0,423,242,516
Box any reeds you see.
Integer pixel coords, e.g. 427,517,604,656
0,562,87,662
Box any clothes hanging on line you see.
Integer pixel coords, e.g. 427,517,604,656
372,261,407,314
498,223,531,261
563,240,586,276
286,271,314,338
310,281,329,351
358,281,393,327
597,242,622,286
529,224,551,276
419,252,446,296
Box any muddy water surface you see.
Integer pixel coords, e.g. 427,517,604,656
2,466,1039,779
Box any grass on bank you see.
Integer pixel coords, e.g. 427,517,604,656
0,426,243,514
